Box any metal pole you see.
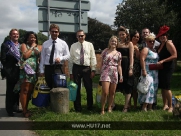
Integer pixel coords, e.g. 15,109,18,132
47,0,50,38
79,0,81,30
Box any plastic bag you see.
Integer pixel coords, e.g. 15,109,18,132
68,81,78,101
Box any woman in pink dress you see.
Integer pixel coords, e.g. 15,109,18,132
99,36,123,115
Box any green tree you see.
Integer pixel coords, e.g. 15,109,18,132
158,0,181,59
114,0,176,34
2,30,48,45
37,32,48,45
86,17,115,50
60,17,115,50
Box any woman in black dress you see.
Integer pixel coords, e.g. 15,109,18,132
130,30,142,109
156,25,177,112
117,26,134,112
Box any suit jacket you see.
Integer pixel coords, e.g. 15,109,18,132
1,41,20,83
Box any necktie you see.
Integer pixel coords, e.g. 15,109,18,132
49,40,56,65
80,44,84,65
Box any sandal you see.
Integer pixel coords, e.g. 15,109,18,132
163,105,169,110
168,108,173,113
141,108,147,112
23,111,32,118
122,107,129,113
108,109,112,113
100,111,105,115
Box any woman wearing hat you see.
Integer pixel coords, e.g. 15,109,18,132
156,25,177,112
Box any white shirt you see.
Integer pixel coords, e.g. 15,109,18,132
68,41,97,74
39,38,70,73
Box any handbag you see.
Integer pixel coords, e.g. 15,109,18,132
149,63,163,70
52,64,67,88
68,81,78,101
137,75,153,94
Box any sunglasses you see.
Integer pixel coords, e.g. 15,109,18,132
133,36,140,38
78,35,84,38
51,31,59,33
148,40,155,43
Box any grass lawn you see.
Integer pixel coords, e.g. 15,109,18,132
29,64,181,136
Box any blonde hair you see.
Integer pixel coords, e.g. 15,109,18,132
108,36,118,49
145,33,156,41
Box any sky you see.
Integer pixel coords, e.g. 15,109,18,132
0,0,121,45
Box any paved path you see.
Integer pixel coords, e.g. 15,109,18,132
0,77,37,136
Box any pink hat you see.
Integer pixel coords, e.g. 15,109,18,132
156,25,170,38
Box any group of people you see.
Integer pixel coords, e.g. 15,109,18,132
99,25,177,114
0,23,177,117
0,24,97,117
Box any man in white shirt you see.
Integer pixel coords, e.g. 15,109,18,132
141,28,160,50
39,24,70,89
69,30,97,112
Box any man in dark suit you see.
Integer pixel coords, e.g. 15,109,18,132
1,29,21,116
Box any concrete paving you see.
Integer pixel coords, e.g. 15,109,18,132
0,77,37,136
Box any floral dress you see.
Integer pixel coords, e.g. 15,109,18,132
14,45,40,92
138,48,159,104
99,49,122,84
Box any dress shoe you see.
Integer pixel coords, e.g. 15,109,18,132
75,108,82,112
8,112,14,117
87,106,93,111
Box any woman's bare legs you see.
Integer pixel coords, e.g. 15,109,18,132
107,83,117,112
166,90,173,112
162,89,169,110
123,93,131,112
20,82,34,117
142,103,148,111
101,81,110,114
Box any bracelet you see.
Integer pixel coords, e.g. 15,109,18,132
142,69,146,71
30,46,34,51
120,76,123,79
129,65,133,68
129,66,133,70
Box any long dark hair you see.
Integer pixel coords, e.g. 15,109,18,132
24,31,38,44
117,26,130,45
130,30,141,44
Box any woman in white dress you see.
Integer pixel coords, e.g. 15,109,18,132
138,33,159,111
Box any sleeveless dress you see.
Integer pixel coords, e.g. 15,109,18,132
99,49,122,84
117,48,133,94
14,45,40,92
138,48,159,104
158,41,174,90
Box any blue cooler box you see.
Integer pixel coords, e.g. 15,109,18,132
32,84,50,107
